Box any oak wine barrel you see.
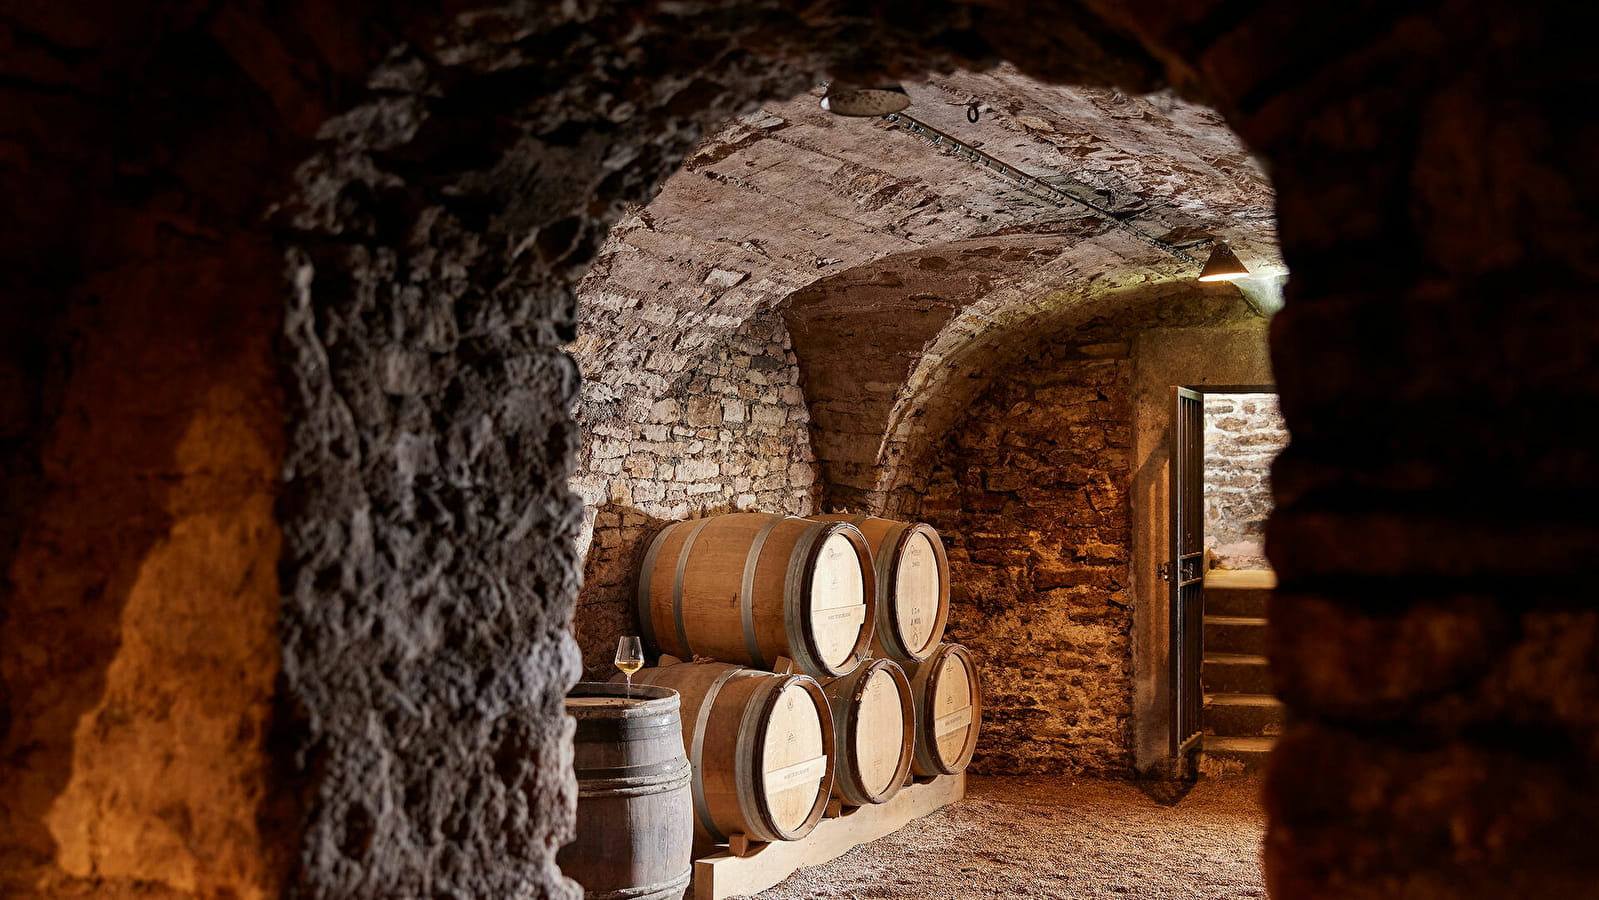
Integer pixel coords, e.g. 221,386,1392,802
820,657,914,807
811,515,950,663
637,513,876,678
904,643,982,777
629,661,835,845
557,683,693,900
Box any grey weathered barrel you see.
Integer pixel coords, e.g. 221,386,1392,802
637,513,876,679
821,657,914,807
810,515,950,663
629,661,835,846
557,683,693,900
904,643,982,777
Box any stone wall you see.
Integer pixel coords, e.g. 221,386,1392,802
1203,393,1286,570
919,347,1134,776
570,310,820,675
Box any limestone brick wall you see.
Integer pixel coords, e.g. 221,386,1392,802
570,310,821,675
1203,393,1286,570
918,348,1134,776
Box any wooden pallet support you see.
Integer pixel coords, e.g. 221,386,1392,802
692,773,965,900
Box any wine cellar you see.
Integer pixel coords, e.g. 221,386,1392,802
5,2,1599,900
554,67,1280,892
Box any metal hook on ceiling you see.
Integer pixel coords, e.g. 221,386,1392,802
966,102,981,124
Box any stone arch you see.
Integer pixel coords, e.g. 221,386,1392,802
783,231,1096,508
268,10,1184,897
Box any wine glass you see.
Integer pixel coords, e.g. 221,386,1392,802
615,636,644,696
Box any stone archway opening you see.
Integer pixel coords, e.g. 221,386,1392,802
564,67,1284,894
4,4,1594,900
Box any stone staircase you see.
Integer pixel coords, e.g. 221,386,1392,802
1199,569,1281,775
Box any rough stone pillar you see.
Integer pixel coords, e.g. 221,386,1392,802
271,10,815,895
276,87,590,897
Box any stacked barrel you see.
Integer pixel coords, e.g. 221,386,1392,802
631,511,982,855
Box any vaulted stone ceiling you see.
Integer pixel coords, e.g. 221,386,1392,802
573,63,1280,508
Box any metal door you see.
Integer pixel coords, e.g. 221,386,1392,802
1169,387,1204,755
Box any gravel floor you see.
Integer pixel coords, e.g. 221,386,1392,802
739,776,1267,900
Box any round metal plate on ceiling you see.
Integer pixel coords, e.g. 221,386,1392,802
820,83,912,117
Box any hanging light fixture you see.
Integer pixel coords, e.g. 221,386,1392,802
1198,241,1251,281
820,82,911,117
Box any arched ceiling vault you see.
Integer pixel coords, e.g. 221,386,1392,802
575,64,1279,489
871,277,1260,513
785,232,1262,513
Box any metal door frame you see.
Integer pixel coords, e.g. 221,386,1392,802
1168,387,1205,755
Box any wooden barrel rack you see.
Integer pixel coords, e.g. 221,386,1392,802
617,511,980,900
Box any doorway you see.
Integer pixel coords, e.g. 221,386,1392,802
1170,388,1286,773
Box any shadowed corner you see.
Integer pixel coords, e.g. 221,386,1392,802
1136,775,1198,808
1133,745,1200,807
576,501,678,679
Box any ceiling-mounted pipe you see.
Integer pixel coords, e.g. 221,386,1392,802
881,111,1201,266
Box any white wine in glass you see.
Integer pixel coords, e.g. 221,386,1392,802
615,636,644,696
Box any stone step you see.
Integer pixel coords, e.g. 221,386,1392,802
1203,652,1272,694
1203,692,1285,738
1204,569,1274,618
1205,569,1277,590
1200,735,1276,776
1205,586,1269,618
1203,615,1267,655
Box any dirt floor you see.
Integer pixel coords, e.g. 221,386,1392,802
739,776,1267,899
